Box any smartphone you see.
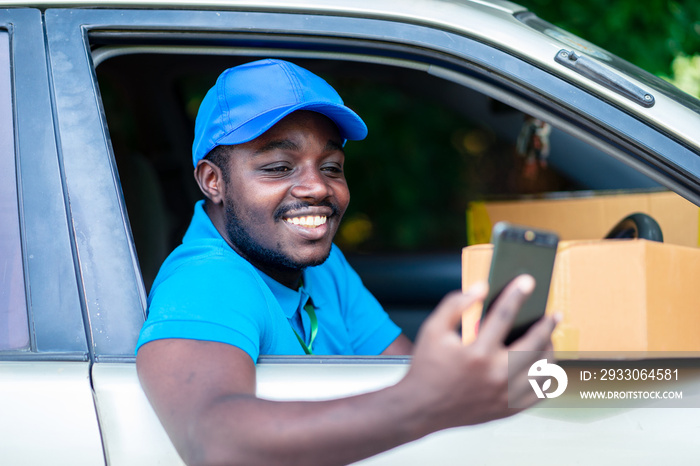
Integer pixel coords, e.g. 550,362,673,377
482,222,559,345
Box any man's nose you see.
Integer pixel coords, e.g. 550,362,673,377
290,166,333,200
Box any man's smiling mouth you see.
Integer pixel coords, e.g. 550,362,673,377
284,215,328,228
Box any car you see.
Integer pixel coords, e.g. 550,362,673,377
2,0,700,464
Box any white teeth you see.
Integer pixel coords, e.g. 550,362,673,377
285,216,327,227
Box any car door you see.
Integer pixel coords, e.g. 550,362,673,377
0,8,104,465
41,3,700,465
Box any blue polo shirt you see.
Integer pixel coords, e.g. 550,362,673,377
136,201,401,362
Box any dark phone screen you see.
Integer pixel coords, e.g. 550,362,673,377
483,225,558,344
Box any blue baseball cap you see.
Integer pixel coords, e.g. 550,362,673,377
192,59,368,167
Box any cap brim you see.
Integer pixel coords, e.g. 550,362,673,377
215,102,368,147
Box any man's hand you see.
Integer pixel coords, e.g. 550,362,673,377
400,275,557,433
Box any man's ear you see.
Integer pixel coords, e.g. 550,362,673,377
194,160,225,205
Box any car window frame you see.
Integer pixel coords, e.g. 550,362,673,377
0,8,88,361
44,6,700,361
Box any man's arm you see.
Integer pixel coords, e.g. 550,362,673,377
381,333,414,355
137,276,556,466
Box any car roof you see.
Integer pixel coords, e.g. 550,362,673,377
0,0,524,11
4,0,700,151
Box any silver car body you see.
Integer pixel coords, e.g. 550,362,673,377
1,1,700,464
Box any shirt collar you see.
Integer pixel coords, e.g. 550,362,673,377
259,272,307,320
182,200,223,243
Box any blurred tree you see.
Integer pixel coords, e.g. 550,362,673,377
517,0,700,76
666,54,700,97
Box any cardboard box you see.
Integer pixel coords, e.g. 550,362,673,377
462,239,700,353
467,190,699,248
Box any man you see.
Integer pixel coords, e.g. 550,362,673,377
136,58,557,466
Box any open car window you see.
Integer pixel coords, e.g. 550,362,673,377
94,47,681,344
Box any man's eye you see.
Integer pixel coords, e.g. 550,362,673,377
263,165,291,173
322,165,343,174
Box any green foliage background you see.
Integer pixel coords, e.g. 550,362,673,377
516,0,700,80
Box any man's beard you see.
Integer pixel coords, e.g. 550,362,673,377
224,199,339,273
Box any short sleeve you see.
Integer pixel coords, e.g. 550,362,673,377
136,254,272,363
